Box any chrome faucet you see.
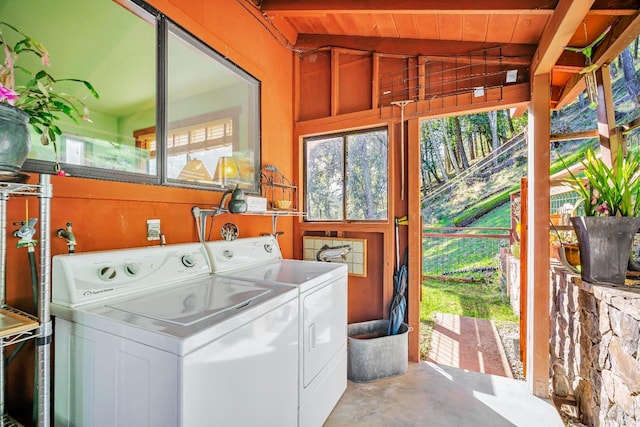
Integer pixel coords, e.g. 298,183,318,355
57,222,77,254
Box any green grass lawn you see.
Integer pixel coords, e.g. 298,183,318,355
421,278,518,323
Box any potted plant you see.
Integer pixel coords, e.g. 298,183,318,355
561,146,640,285
0,21,99,180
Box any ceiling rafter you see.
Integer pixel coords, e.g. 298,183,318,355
261,0,557,15
555,11,640,108
295,33,536,62
260,0,637,16
531,0,596,75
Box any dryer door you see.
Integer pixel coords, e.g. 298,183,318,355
302,278,347,387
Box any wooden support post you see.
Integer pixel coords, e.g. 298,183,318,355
519,178,528,376
527,73,551,398
407,117,421,362
331,49,339,116
595,64,623,167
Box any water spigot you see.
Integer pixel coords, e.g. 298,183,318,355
13,218,38,249
57,222,77,254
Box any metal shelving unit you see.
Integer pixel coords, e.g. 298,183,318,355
0,175,52,427
193,206,304,243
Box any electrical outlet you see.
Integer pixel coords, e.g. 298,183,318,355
147,219,161,241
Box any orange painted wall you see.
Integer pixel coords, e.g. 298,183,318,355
6,0,295,419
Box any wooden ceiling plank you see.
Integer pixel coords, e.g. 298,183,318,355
371,14,398,38
510,14,550,44
531,0,595,75
485,14,519,43
393,13,420,39
462,14,490,42
414,14,439,39
437,14,463,41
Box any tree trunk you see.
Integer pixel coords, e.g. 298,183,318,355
488,110,499,167
357,141,375,217
621,46,640,107
440,118,460,174
453,116,469,169
610,57,619,78
420,139,431,191
478,131,486,158
426,121,448,182
468,131,476,161
503,109,515,138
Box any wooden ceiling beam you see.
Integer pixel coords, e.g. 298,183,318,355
510,104,529,118
260,0,637,15
295,34,536,60
531,0,595,75
554,12,640,108
260,0,558,15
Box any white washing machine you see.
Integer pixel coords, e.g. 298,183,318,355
205,236,348,427
50,243,299,427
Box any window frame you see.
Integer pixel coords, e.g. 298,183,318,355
303,126,389,222
22,0,262,193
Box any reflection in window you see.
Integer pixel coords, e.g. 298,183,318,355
7,0,261,192
305,128,388,221
9,0,157,176
167,23,259,191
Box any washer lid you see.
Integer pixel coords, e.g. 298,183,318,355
106,279,269,326
220,259,347,292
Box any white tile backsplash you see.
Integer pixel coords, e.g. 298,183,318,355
302,236,367,277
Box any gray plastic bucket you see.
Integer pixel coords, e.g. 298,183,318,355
347,319,409,382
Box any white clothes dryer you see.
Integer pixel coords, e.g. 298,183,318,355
205,236,348,427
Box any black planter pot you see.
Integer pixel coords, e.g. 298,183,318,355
570,216,640,285
0,102,31,182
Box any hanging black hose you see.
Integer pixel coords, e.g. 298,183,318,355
28,248,38,313
6,219,39,367
6,246,39,367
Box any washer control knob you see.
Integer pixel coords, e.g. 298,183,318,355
264,244,273,253
223,249,234,259
124,263,140,276
181,254,196,268
98,265,117,281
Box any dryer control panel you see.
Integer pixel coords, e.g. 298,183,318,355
52,243,211,308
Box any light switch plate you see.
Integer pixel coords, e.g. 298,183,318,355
147,219,161,241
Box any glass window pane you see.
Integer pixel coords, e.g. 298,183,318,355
305,137,344,220
5,0,158,175
166,23,260,192
346,130,388,220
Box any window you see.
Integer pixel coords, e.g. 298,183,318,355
305,128,388,221
10,0,261,192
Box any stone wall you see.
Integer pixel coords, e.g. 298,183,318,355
550,263,640,426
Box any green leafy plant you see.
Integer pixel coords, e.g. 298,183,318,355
561,146,640,217
0,21,99,162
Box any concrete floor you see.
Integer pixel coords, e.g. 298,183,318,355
325,362,564,427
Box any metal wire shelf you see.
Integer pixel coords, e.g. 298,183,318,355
0,305,39,348
0,414,23,427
